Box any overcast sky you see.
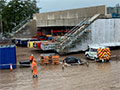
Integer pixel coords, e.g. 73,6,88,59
7,0,120,13
37,0,120,13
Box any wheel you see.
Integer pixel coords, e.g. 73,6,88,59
94,57,97,61
86,54,90,59
104,60,109,62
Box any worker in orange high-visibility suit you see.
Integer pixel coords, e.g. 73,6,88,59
32,58,38,78
29,54,34,63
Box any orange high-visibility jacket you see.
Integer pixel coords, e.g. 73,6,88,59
29,56,34,60
32,61,38,75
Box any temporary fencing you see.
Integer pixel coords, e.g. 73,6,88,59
0,63,30,67
52,56,59,65
40,54,59,65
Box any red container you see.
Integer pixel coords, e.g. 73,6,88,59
37,32,43,36
37,42,41,49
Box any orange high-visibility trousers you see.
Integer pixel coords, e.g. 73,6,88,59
32,67,38,75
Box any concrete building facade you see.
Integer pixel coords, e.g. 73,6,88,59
33,5,106,27
12,5,107,38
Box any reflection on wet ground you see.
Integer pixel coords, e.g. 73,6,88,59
0,61,120,90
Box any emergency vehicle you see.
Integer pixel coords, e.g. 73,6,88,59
85,45,111,62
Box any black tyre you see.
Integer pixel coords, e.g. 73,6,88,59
86,54,90,59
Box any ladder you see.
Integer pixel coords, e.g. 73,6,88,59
56,14,101,54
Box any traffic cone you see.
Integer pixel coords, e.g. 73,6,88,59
10,64,13,71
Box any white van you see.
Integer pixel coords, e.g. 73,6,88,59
85,45,106,60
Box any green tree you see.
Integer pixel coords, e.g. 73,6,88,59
2,0,39,33
0,0,6,33
0,0,6,14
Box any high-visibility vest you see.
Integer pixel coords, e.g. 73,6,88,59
32,61,37,70
29,56,33,60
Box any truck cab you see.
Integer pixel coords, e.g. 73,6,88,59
85,45,106,60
